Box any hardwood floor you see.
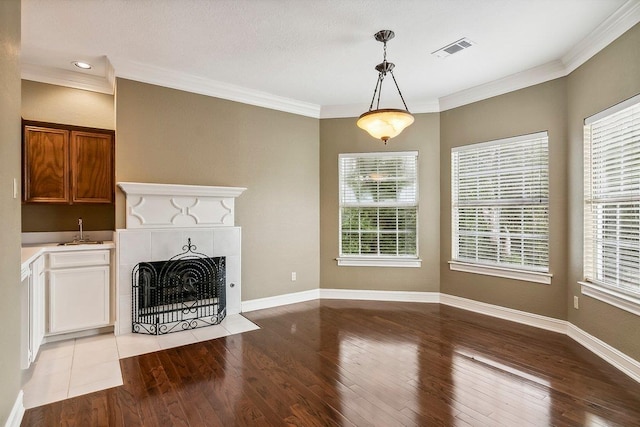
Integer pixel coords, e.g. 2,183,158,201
21,300,640,426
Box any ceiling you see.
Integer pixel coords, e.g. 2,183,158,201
20,0,640,118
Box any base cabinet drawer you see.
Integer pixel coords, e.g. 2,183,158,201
49,266,110,334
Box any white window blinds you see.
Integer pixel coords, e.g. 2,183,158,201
452,132,549,272
339,152,418,258
584,95,640,294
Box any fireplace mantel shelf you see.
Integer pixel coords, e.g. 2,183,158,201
117,182,247,198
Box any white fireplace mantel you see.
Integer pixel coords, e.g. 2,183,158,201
118,182,247,229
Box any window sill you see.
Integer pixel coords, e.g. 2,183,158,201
336,257,422,268
579,281,640,317
448,261,552,285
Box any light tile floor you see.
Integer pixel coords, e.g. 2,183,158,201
22,314,260,409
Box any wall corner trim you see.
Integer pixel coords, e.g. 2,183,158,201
567,323,640,383
5,390,24,427
241,289,320,312
439,293,568,334
319,288,439,303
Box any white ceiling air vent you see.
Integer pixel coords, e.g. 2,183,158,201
432,37,475,58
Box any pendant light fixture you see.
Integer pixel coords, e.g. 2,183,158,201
357,30,414,143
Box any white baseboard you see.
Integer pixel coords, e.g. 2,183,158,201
5,390,24,427
567,323,640,383
239,288,640,383
439,293,569,334
437,293,640,381
320,288,439,303
242,289,320,312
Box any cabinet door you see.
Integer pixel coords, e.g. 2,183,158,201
20,267,31,369
70,131,114,203
30,256,46,361
23,126,69,203
49,266,110,334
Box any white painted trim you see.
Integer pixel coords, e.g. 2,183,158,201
4,390,24,427
110,57,321,118
439,293,568,334
449,261,552,285
117,182,246,198
439,60,566,112
562,0,640,74
320,288,439,303
337,257,422,268
21,63,115,95
585,92,640,124
438,1,640,112
567,323,640,383
320,99,440,119
241,289,320,312
19,2,639,118
580,281,640,317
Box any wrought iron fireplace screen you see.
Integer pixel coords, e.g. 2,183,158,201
132,238,226,335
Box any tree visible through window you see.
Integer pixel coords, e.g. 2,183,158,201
451,132,550,272
339,152,418,259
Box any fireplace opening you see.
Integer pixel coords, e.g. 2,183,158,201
132,239,226,335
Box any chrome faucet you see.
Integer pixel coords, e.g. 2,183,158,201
78,217,84,241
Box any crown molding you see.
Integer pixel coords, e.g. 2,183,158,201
20,1,640,117
110,57,321,118
439,1,640,112
320,98,440,119
21,62,115,94
438,60,567,111
562,0,640,73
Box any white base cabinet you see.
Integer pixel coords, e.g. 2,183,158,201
48,250,111,335
20,255,46,369
30,256,45,360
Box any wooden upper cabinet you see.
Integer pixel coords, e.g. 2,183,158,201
71,131,114,203
23,126,70,203
23,121,115,204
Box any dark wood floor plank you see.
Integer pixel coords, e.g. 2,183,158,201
21,300,640,426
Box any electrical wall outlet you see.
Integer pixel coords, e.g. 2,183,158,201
574,296,579,309
291,272,297,281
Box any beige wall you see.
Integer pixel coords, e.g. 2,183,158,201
440,78,568,320
22,80,115,130
319,114,440,292
115,78,320,301
0,0,22,423
567,23,640,359
21,80,116,232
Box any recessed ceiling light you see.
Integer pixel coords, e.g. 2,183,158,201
72,61,92,70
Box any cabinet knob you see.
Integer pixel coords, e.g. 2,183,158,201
229,283,235,288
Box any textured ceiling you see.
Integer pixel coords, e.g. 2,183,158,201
20,0,639,117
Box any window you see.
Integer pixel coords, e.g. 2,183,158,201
582,94,640,313
450,132,551,284
338,151,419,267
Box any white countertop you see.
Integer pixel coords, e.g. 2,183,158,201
21,242,115,269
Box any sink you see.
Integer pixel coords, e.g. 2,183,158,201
58,240,104,246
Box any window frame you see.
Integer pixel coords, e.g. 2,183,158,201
450,131,552,284
581,93,640,315
337,151,421,268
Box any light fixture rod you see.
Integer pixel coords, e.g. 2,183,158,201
371,72,384,111
389,70,410,112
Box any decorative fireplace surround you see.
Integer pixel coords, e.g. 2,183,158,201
115,182,246,336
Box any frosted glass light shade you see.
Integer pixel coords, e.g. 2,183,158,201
357,109,415,142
